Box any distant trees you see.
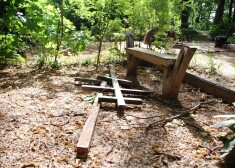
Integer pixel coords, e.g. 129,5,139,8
0,0,78,67
1,0,234,67
214,0,226,25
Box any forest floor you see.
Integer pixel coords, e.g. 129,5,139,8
0,42,235,168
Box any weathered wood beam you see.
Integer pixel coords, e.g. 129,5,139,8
81,85,153,95
98,95,142,104
109,65,126,116
163,46,196,99
126,47,176,68
173,43,184,49
77,80,107,157
184,73,235,104
75,77,102,85
97,75,133,87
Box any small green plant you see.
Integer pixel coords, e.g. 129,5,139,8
191,54,197,66
82,57,94,65
84,93,98,103
209,23,229,40
49,60,60,68
207,52,221,74
228,37,235,44
211,104,235,161
37,53,47,68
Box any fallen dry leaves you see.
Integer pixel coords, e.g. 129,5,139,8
0,64,234,167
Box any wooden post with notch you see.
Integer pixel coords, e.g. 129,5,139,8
162,46,196,99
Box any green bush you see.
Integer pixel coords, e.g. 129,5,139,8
228,37,235,44
180,28,198,41
211,107,235,160
209,23,229,40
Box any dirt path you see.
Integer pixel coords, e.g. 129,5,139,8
0,65,234,167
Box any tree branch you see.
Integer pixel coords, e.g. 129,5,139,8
147,100,214,129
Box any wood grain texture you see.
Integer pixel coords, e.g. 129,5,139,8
75,77,102,85
184,73,235,104
98,95,142,104
81,85,153,95
126,48,176,68
77,80,107,157
97,75,133,87
126,46,197,99
109,65,126,115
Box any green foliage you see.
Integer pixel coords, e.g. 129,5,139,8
81,56,95,66
84,94,98,103
0,0,89,67
37,53,47,68
228,37,235,44
3,0,234,68
212,110,235,158
209,23,230,39
68,30,92,52
206,52,221,74
180,28,198,41
190,0,216,30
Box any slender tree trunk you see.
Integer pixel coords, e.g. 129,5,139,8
181,0,190,28
229,3,235,35
229,0,234,22
54,0,64,65
233,4,235,22
213,0,226,25
96,39,103,71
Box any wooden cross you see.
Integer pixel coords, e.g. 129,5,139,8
76,65,152,157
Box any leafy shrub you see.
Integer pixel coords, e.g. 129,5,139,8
209,23,229,40
212,104,235,160
180,28,198,41
228,37,235,44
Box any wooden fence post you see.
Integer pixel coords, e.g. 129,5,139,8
126,31,140,85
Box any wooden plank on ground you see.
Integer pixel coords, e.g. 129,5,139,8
98,95,142,104
77,80,107,157
184,72,235,104
81,85,153,95
97,75,133,87
75,77,102,85
109,65,126,116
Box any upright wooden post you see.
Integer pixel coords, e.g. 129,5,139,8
162,46,196,99
126,31,140,85
126,31,134,48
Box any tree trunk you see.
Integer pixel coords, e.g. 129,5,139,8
229,0,234,23
213,0,226,25
54,0,64,65
181,0,190,28
229,3,235,35
96,39,102,71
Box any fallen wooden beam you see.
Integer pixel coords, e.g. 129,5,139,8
109,65,126,115
98,95,142,104
97,75,133,87
184,73,235,104
75,77,102,85
81,85,153,95
77,80,107,157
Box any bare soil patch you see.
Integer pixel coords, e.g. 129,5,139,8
0,63,235,167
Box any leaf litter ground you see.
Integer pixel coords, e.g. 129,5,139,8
0,63,234,168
